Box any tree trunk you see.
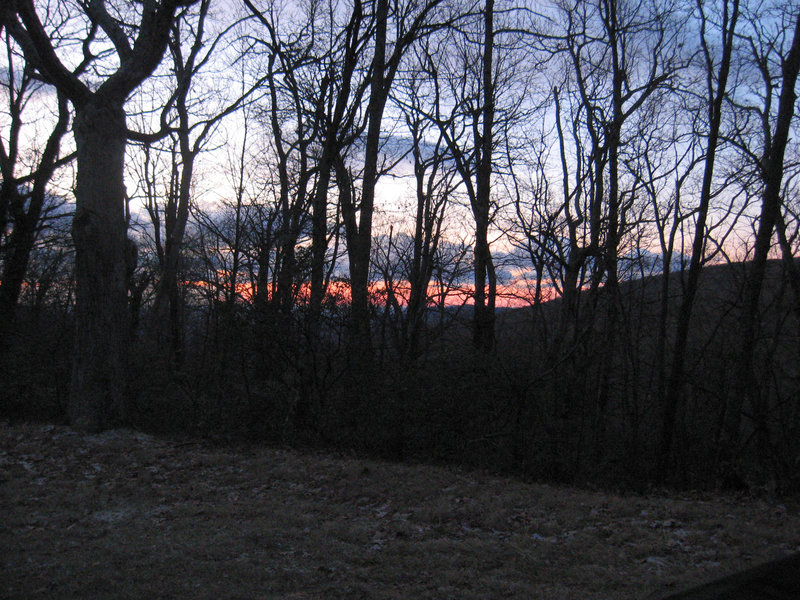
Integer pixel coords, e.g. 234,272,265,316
406,136,441,360
69,99,131,431
0,189,41,334
343,0,389,357
309,156,333,337
0,183,28,346
151,150,193,370
473,0,496,353
657,0,739,481
5,0,193,431
308,8,363,338
335,150,372,357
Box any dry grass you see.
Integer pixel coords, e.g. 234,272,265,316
2,422,799,599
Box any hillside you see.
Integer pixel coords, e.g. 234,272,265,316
496,257,799,336
478,257,800,487
2,422,799,599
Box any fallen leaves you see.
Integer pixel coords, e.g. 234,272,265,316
2,421,799,599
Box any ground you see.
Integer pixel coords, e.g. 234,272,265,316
2,422,799,599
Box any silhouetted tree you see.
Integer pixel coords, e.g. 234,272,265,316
733,4,800,472
658,0,740,481
2,0,199,431
0,26,72,350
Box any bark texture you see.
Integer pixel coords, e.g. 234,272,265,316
68,101,131,430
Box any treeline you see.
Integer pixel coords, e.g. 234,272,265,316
1,0,799,491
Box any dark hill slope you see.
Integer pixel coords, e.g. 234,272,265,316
487,258,799,488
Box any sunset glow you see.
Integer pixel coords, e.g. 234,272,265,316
189,272,558,309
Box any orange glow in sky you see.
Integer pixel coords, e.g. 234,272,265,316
190,272,557,309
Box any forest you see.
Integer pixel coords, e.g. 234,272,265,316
1,0,799,492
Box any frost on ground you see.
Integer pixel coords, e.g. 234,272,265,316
2,422,798,599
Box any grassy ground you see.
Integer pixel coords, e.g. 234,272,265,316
2,422,799,599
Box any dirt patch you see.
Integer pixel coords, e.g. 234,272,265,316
2,422,798,599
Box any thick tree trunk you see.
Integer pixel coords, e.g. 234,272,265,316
69,100,131,431
5,0,191,431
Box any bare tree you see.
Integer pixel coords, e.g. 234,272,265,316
732,3,800,470
241,0,325,325
473,0,496,352
331,0,450,355
299,0,373,338
131,1,258,370
389,52,461,358
658,0,740,480
2,0,199,431
421,0,512,352
0,26,72,349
